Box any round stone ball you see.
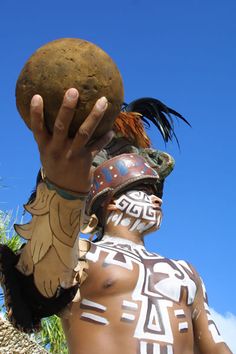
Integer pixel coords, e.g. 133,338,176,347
15,38,124,138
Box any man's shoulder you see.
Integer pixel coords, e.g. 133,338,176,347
80,237,198,267
84,238,196,270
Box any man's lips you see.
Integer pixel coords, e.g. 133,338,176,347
152,206,162,211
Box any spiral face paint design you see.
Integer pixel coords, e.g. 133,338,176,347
107,190,162,233
115,191,158,221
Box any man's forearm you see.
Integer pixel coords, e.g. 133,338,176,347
15,181,88,297
0,181,90,332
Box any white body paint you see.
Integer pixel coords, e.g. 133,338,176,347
122,300,138,310
86,240,136,270
178,322,188,331
140,341,173,354
79,187,226,351
174,309,185,317
106,190,162,233
121,313,136,321
152,261,197,305
84,236,200,352
81,298,107,312
205,302,223,343
80,312,109,325
199,278,223,344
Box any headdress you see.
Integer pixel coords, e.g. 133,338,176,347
86,153,161,216
86,97,190,222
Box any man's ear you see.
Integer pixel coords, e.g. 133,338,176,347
106,201,117,211
81,214,98,234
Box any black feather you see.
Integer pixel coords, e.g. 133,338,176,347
122,97,190,145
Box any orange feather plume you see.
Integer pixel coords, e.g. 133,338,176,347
114,112,151,148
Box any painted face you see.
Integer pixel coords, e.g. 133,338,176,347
107,189,162,234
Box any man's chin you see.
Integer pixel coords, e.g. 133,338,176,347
152,214,162,233
142,215,162,236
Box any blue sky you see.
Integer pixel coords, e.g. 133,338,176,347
0,0,236,350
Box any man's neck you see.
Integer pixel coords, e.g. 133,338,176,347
104,213,145,245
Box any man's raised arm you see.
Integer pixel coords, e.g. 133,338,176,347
0,88,113,332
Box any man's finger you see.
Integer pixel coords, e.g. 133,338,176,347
77,96,108,144
67,96,108,157
51,88,79,148
30,95,49,150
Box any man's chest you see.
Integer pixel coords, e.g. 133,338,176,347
85,240,197,306
78,239,197,352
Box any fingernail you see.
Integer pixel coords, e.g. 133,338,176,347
96,97,108,110
31,95,42,106
66,88,79,100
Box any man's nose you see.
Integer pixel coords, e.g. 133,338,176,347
151,195,163,207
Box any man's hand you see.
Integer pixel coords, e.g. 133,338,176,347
30,88,114,193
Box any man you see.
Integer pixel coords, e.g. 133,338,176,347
0,88,232,353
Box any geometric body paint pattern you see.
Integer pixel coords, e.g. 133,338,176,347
80,298,109,325
139,341,173,354
121,300,138,323
113,191,158,222
85,235,200,352
80,312,109,325
200,279,223,344
174,309,188,333
106,190,162,234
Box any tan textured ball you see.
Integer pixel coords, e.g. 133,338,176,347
16,38,124,138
